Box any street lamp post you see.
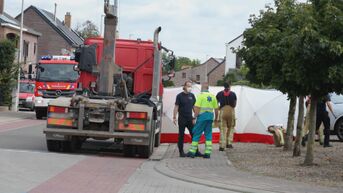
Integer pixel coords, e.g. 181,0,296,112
13,0,24,112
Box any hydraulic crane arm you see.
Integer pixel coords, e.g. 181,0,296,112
98,0,121,96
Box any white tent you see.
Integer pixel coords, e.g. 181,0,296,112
162,85,297,144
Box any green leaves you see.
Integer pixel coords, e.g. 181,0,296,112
74,20,100,39
0,40,17,106
238,0,343,98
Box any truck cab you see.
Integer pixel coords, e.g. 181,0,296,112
34,55,79,119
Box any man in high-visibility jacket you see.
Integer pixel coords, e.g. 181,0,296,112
187,83,219,159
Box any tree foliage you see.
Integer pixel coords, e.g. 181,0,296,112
0,40,17,106
238,0,343,164
174,56,200,71
75,20,100,39
217,65,272,89
162,80,175,87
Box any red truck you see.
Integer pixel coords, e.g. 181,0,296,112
43,1,174,158
34,56,79,119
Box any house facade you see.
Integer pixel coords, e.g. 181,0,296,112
0,0,41,74
225,34,243,73
16,6,83,58
208,60,226,86
166,57,224,86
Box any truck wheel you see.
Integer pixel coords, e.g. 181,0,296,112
154,131,161,147
35,108,46,119
70,137,83,152
62,141,72,152
47,140,61,152
138,145,152,159
335,118,343,142
123,145,136,157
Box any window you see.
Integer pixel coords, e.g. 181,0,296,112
236,54,242,69
23,40,29,63
6,33,19,48
34,43,37,55
196,75,200,81
36,64,79,82
182,72,186,78
23,40,29,58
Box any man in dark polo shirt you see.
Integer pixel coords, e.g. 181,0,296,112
316,95,335,147
302,95,335,147
173,81,200,157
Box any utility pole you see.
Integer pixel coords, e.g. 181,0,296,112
100,14,105,36
13,0,24,112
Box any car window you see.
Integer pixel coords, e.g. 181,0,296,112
20,83,35,93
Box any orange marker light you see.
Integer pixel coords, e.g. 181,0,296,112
127,112,147,119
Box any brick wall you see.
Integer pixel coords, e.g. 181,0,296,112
208,62,225,86
19,8,72,59
0,27,4,39
167,58,221,86
0,26,39,72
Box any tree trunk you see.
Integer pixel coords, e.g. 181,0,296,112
284,95,297,151
293,96,304,157
303,97,317,165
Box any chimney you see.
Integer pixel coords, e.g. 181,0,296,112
0,0,4,15
53,3,57,23
64,12,71,28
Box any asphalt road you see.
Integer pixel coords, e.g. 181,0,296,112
0,111,144,193
0,111,235,193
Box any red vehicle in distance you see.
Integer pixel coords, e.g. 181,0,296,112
34,55,79,119
19,79,35,111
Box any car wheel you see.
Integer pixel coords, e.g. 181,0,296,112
335,118,343,142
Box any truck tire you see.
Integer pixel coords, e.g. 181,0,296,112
138,145,152,158
335,118,343,142
123,144,136,157
47,140,61,152
61,138,82,153
67,137,83,152
154,132,161,147
62,141,72,152
35,108,46,120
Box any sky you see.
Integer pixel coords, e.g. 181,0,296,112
5,0,277,62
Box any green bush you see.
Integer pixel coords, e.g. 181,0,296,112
163,80,175,87
0,40,17,106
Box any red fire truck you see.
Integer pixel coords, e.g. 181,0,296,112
43,0,174,158
34,55,79,119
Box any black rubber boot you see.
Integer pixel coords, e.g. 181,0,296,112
301,134,308,147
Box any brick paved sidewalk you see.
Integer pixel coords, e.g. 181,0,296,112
156,144,342,193
119,161,236,193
